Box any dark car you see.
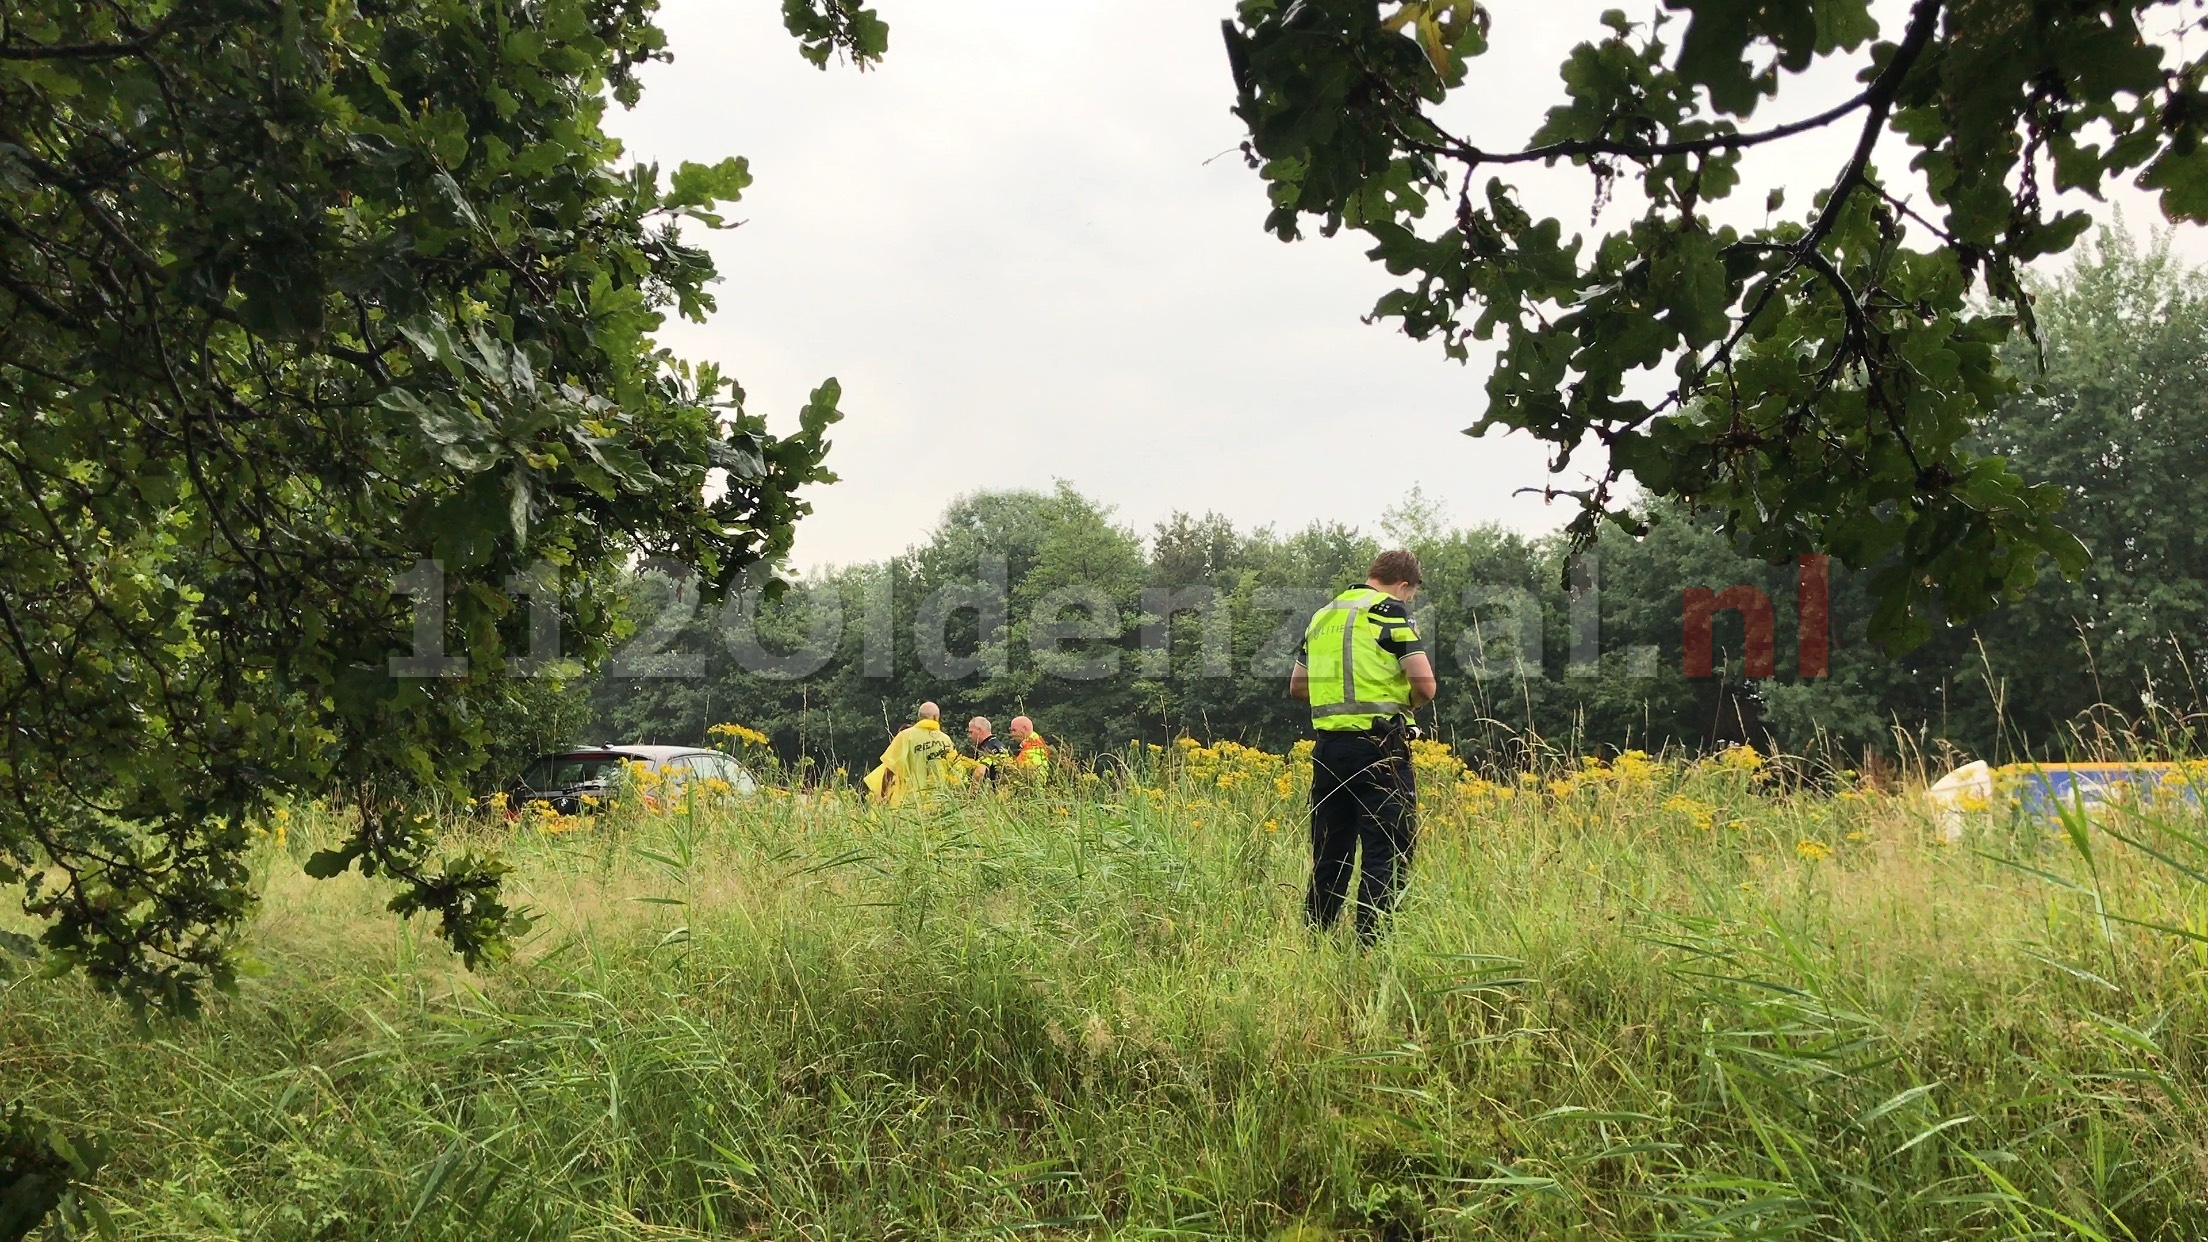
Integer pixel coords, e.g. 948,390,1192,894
508,744,758,814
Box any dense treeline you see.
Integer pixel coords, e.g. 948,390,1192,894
580,232,2208,775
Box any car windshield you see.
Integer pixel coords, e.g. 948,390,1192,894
521,754,631,790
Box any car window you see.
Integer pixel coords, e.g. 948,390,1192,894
521,754,626,789
651,755,727,787
698,754,757,793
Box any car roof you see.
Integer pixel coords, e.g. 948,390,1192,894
545,745,720,763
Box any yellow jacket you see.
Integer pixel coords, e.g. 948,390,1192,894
1015,736,1051,772
864,719,958,804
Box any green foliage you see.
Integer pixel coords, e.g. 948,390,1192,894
782,0,889,70
0,1103,109,1242
1965,230,2208,745
1221,0,2208,647
0,1,875,1010
1803,227,2208,760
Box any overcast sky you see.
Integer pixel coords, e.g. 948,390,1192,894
605,1,2208,570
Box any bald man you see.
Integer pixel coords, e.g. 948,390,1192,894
1008,715,1051,774
866,701,958,803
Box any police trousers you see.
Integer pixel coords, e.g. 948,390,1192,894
1306,727,1417,940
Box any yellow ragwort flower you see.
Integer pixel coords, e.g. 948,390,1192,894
709,722,771,747
1718,743,1765,775
1662,794,1716,832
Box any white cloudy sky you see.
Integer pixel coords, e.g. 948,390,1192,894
606,1,2208,570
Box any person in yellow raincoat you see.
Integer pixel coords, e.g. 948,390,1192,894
864,702,959,804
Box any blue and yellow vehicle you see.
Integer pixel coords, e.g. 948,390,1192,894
1927,760,2208,838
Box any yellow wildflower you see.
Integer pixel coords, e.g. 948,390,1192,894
1796,839,1831,861
1455,774,1500,804
708,722,772,747
1716,743,1765,775
1662,795,1716,831
1612,749,1659,786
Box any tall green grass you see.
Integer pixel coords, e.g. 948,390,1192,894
8,748,2208,1239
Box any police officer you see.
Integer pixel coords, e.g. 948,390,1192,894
1289,550,1437,940
968,716,1009,784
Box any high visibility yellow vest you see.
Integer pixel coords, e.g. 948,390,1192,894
1304,586,1416,732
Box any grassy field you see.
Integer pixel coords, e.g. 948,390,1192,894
9,740,2208,1240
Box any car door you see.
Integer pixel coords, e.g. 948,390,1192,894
711,753,759,795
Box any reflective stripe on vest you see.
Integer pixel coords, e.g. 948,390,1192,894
1305,587,1414,730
